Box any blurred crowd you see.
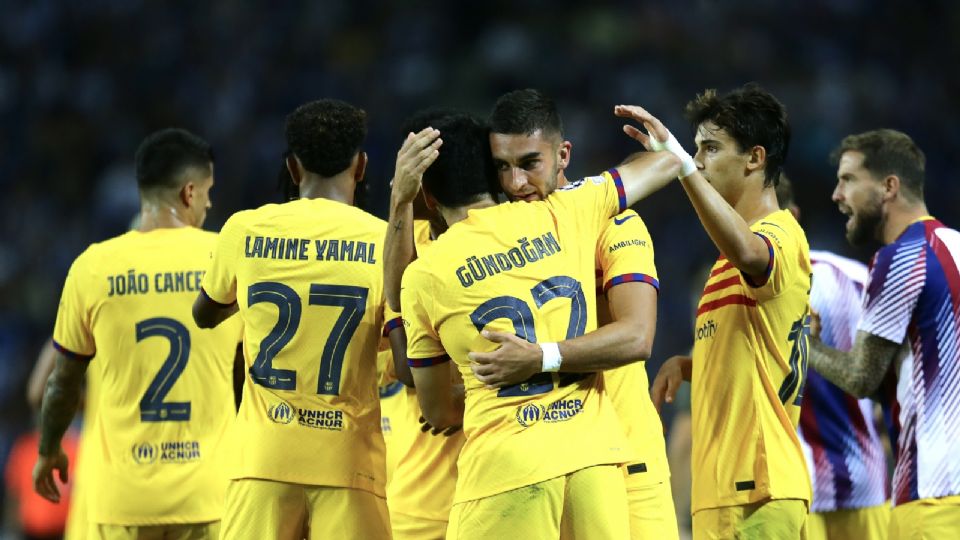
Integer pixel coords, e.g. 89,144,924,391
1,0,957,534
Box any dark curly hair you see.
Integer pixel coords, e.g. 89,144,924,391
135,128,212,193
685,83,790,187
489,89,563,140
285,99,367,177
420,113,496,208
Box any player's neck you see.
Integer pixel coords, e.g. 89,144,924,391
881,201,930,244
137,202,193,232
734,185,779,225
299,174,356,206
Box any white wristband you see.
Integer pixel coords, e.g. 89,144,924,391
650,131,697,178
540,342,562,372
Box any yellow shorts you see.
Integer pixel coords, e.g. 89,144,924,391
693,499,808,540
889,494,960,540
391,510,447,540
446,465,629,540
806,503,889,540
220,478,390,540
624,479,679,540
91,522,218,540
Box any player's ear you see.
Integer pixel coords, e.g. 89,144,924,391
557,140,572,171
882,174,901,202
422,188,439,211
353,151,367,184
746,145,767,176
179,181,195,208
285,154,303,186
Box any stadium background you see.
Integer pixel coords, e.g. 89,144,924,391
0,0,956,534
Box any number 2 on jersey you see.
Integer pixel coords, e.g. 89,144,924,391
249,281,368,395
470,276,587,397
137,317,191,422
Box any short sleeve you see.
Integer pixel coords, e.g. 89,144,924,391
549,168,627,241
745,216,801,300
857,244,923,344
400,263,448,367
52,252,96,360
596,210,659,294
201,214,243,305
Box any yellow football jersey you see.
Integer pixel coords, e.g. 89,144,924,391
595,210,670,487
401,170,635,503
202,197,389,496
52,227,242,525
691,209,812,512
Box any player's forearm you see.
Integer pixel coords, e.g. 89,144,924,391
389,327,415,388
192,293,238,329
808,339,876,398
37,362,84,456
557,321,650,372
384,194,415,312
617,151,682,207
678,173,769,275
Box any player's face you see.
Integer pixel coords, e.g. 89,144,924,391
490,130,562,202
833,150,884,246
186,164,214,227
693,122,750,203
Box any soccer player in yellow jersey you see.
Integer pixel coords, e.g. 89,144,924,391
484,88,678,539
192,99,399,540
648,84,812,539
34,128,243,539
391,110,682,539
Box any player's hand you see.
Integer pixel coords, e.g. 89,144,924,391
614,105,671,151
33,449,69,503
468,331,541,387
651,355,689,413
809,309,822,340
391,127,442,204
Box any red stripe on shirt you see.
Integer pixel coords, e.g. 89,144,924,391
696,294,757,316
702,275,741,296
709,261,735,278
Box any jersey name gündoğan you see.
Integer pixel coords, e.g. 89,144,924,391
202,197,390,496
52,228,242,525
402,171,635,504
595,210,670,487
691,209,812,513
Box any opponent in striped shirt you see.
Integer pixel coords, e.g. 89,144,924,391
810,129,960,540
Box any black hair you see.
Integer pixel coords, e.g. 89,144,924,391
685,83,790,187
420,113,496,208
135,128,213,193
489,89,563,140
285,99,367,177
831,129,926,201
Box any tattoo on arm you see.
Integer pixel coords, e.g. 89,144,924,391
393,219,403,232
38,356,88,456
809,330,901,398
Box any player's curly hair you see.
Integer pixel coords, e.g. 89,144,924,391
685,83,790,187
418,113,497,208
285,99,367,177
135,128,212,194
489,89,563,140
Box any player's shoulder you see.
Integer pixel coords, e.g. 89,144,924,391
810,250,868,284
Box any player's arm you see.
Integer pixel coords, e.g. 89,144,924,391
411,360,464,431
27,338,58,412
650,355,692,412
33,353,88,503
469,280,657,386
383,128,442,312
808,327,902,398
616,105,770,279
388,325,414,388
192,292,237,329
